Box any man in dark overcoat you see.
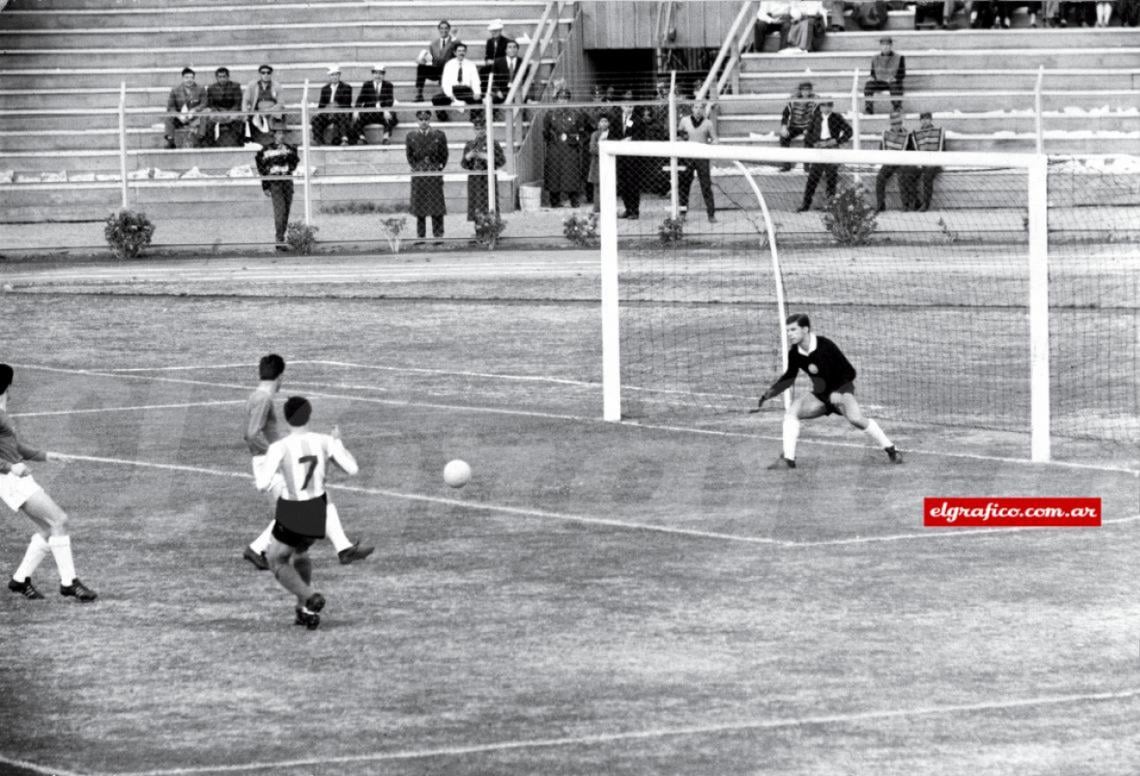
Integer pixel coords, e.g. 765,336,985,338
406,109,449,241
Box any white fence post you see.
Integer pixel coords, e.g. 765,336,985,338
1034,66,1045,155
118,81,129,208
301,79,312,225
485,90,497,215
669,71,679,219
850,67,861,152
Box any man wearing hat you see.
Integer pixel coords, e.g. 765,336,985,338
797,99,852,212
312,65,356,146
353,64,397,145
778,80,819,171
254,119,299,250
243,64,282,145
406,110,449,243
163,67,207,149
864,36,905,115
481,19,514,83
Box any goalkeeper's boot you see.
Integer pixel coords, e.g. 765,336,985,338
8,578,44,599
767,456,796,470
885,446,904,464
60,578,98,602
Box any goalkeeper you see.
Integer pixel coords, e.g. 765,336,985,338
753,313,903,468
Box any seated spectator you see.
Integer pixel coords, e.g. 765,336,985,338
312,66,355,146
786,1,828,51
490,39,525,105
994,1,1040,27
910,111,945,211
433,42,482,121
353,64,397,145
415,19,460,103
1095,0,1116,25
850,0,890,29
824,0,847,30
874,111,916,212
243,64,283,145
164,66,207,149
1119,0,1140,24
863,36,905,115
751,1,794,51
204,66,244,147
778,80,818,170
481,19,514,85
1058,0,1096,25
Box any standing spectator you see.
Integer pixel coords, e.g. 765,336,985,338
587,114,611,213
615,89,647,219
435,43,482,121
481,19,514,85
874,111,916,212
253,120,299,251
796,100,852,211
415,20,460,103
863,36,905,115
490,40,525,105
677,102,717,222
204,66,244,147
312,66,355,146
406,110,448,243
778,80,818,170
752,1,794,51
353,64,397,145
542,89,590,208
243,64,282,146
460,115,506,229
164,67,207,149
910,111,944,211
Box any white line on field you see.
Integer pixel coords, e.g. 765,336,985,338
0,754,88,776
13,362,1139,477
87,687,1140,776
11,400,244,417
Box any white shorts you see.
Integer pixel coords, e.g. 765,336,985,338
251,455,285,499
0,471,44,512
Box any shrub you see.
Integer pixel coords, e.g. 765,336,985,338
658,215,684,244
285,221,318,254
104,208,155,259
563,212,599,248
473,210,507,250
380,216,407,254
822,182,877,246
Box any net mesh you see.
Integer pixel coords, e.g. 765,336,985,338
607,141,1139,447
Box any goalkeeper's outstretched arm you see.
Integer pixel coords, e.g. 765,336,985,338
752,366,797,411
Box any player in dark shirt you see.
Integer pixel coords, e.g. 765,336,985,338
753,313,903,468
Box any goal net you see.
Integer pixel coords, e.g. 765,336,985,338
597,139,1139,461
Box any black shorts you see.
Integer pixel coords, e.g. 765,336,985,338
814,381,855,416
273,494,327,549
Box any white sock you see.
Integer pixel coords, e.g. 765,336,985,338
864,419,893,449
48,535,77,586
782,414,801,461
13,533,50,582
325,502,352,553
250,521,274,554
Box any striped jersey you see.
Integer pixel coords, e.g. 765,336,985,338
256,431,358,500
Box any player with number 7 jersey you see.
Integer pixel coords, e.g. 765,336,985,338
254,396,359,629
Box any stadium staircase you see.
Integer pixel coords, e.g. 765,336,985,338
0,0,572,222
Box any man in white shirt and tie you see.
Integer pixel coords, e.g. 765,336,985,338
434,43,481,121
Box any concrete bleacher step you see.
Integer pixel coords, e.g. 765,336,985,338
714,91,1140,116
736,70,1140,92
742,47,1140,73
4,0,538,14
764,27,1140,53
720,132,1139,155
718,111,1139,136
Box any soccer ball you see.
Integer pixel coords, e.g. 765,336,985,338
443,459,471,488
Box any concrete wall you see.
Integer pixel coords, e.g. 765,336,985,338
579,1,740,49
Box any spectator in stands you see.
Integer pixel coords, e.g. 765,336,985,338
910,111,944,211
434,42,482,121
994,1,1040,26
874,111,916,212
406,110,449,243
415,20,460,103
460,114,506,229
1119,0,1140,24
164,67,207,149
253,119,299,251
587,114,611,213
542,89,590,208
863,36,905,115
312,66,355,146
778,80,818,171
677,102,717,222
824,0,847,30
204,66,244,147
1059,0,1096,25
243,64,282,146
490,39,524,105
797,99,852,211
1095,0,1116,25
751,1,794,51
481,19,514,85
786,1,829,50
353,64,397,145
849,0,890,29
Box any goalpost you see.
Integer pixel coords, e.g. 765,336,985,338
598,141,1054,460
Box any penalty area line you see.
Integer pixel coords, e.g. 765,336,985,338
92,687,1140,775
12,400,245,418
0,754,89,776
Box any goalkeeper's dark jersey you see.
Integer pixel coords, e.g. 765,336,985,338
763,335,857,400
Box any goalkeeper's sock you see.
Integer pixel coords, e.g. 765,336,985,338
864,419,892,449
782,415,801,461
